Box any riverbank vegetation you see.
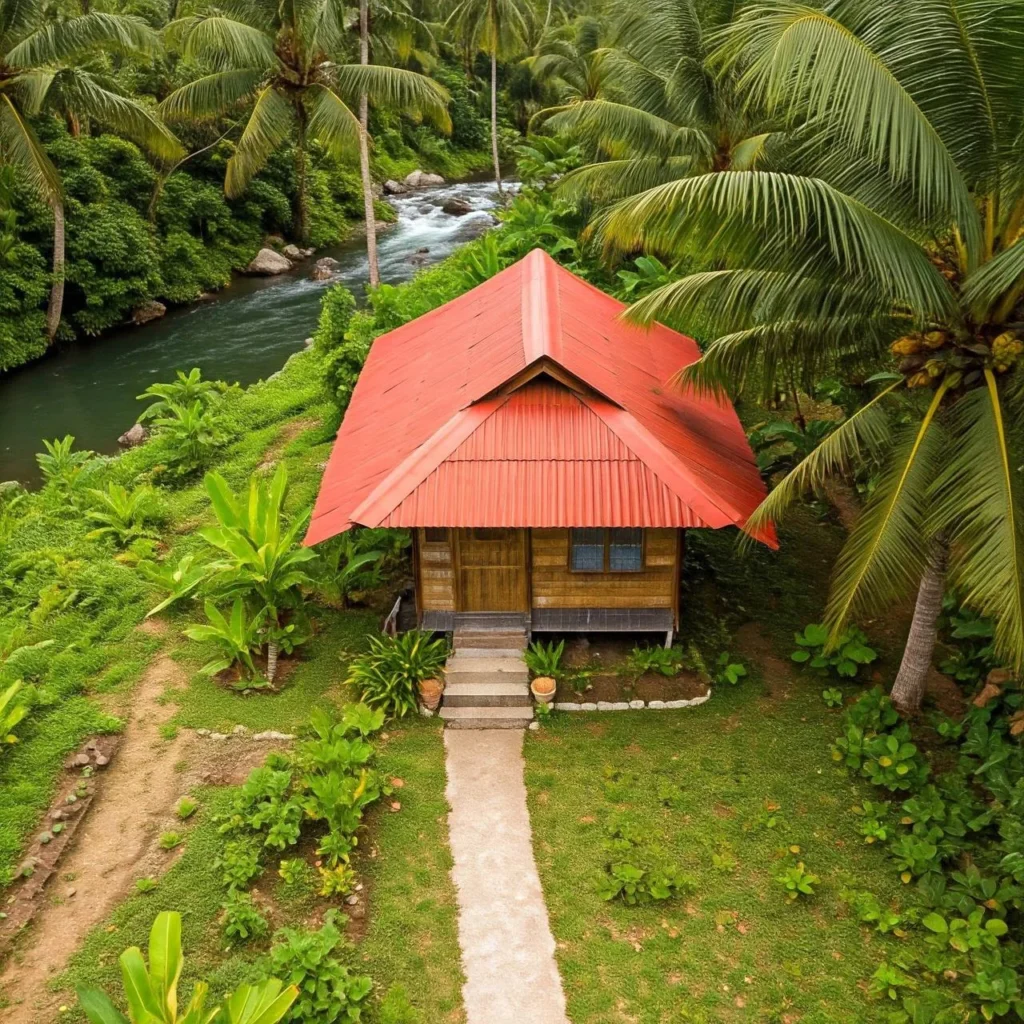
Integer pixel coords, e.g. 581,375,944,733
2,0,1024,1021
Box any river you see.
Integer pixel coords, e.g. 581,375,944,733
0,179,503,485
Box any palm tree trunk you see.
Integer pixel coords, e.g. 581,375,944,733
890,537,947,715
266,641,279,683
294,106,310,244
358,0,380,288
46,200,65,343
490,50,503,195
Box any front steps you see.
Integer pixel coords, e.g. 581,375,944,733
439,630,534,729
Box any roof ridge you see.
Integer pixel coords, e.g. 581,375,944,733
520,249,563,365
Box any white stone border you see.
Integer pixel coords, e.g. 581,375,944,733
552,690,712,712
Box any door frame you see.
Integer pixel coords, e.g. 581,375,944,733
453,527,530,613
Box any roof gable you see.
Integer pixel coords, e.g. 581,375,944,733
306,249,772,545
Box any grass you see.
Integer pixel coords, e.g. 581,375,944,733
525,672,909,1023
55,716,463,1024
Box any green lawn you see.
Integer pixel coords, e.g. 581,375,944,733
525,680,908,1024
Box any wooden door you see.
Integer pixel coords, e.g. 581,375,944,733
456,529,528,612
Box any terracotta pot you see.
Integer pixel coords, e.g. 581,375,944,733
418,677,444,711
530,676,556,704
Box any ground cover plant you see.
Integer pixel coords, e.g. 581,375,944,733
524,680,912,1023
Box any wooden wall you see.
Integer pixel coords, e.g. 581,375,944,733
530,529,679,610
415,527,681,617
416,529,455,611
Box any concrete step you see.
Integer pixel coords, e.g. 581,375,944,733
440,705,534,729
454,646,526,659
444,681,532,708
446,656,527,675
453,631,528,650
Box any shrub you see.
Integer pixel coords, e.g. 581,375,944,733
313,286,365,411
36,435,93,492
523,640,564,679
626,645,682,679
596,817,695,905
791,623,878,679
713,652,748,686
85,483,160,547
775,861,819,901
270,911,372,1024
222,889,269,942
345,631,447,718
184,598,266,682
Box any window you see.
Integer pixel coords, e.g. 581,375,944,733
571,528,644,573
423,528,448,544
609,528,643,572
570,528,605,572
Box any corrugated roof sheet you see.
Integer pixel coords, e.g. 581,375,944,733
306,249,773,545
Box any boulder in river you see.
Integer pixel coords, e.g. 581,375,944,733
383,179,409,195
311,257,339,281
132,300,166,325
0,481,23,500
442,197,473,216
404,170,445,188
118,423,149,448
247,248,293,275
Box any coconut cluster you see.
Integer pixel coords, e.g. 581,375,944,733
890,328,1022,388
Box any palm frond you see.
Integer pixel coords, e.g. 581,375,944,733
961,235,1024,321
743,380,902,541
6,12,158,68
329,64,450,132
0,0,40,50
823,383,948,640
540,99,715,162
597,171,958,321
159,69,265,121
715,3,981,261
0,93,61,203
556,156,701,203
225,86,293,198
164,15,276,72
305,84,360,160
930,373,1024,672
48,69,183,162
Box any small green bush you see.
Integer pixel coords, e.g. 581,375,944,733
596,817,695,905
221,888,269,942
345,631,447,718
791,623,878,679
270,911,372,1024
776,861,819,901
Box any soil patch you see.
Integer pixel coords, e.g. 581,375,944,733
563,672,707,703
734,622,793,698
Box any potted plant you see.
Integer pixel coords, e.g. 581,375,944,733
524,640,565,705
418,676,444,712
346,631,447,717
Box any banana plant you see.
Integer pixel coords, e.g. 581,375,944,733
141,554,210,617
184,599,265,682
201,465,317,682
77,911,297,1024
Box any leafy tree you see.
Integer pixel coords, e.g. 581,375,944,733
448,0,529,193
536,0,772,204
0,0,181,340
599,0,1024,711
160,0,450,243
77,910,297,1024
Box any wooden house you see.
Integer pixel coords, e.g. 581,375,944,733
307,249,773,643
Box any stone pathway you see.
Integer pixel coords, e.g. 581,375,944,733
444,730,570,1024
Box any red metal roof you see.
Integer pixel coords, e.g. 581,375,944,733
306,249,773,545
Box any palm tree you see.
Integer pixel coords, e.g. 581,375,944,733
525,16,604,108
598,0,1024,712
534,0,772,204
160,0,451,245
447,0,528,194
358,0,378,286
0,2,182,340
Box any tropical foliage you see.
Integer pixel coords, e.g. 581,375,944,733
587,0,1024,711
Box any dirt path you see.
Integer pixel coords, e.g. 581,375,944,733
0,650,190,1021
